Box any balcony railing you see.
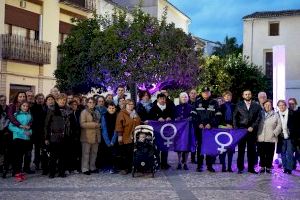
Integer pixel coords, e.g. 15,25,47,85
1,34,51,65
60,0,96,11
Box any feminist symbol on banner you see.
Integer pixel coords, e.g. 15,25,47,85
160,123,177,147
215,132,233,154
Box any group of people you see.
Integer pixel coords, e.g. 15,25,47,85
0,85,299,182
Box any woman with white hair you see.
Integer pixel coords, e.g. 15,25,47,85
175,92,193,170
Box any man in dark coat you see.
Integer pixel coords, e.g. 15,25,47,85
233,90,261,174
150,93,175,169
31,94,47,171
193,87,221,172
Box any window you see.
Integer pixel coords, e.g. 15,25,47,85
5,24,39,40
265,52,273,78
269,22,279,36
58,33,68,45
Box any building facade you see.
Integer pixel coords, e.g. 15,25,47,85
0,0,189,102
243,10,300,103
111,0,190,33
0,0,96,101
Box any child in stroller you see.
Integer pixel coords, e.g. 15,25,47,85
132,125,158,177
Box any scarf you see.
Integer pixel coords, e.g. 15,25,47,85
141,100,152,112
279,109,289,139
87,108,100,122
157,103,166,111
128,109,138,119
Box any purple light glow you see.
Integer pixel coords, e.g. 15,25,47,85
273,45,286,110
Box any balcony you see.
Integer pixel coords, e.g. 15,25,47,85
59,0,96,11
1,34,51,65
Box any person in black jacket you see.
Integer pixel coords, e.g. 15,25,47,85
44,93,70,178
278,100,297,174
0,95,11,178
287,98,300,169
150,93,174,169
136,90,153,123
66,100,81,173
219,91,235,172
188,89,198,164
233,90,261,174
30,93,47,171
193,87,221,172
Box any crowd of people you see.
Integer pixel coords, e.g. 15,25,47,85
0,85,300,182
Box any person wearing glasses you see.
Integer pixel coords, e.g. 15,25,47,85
116,99,141,175
80,97,101,175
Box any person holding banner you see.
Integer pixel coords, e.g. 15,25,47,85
257,100,282,174
219,91,235,172
193,87,221,172
175,92,193,170
233,90,261,174
116,99,141,175
150,93,175,169
188,89,198,164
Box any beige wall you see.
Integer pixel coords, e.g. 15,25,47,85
158,0,190,33
243,16,300,101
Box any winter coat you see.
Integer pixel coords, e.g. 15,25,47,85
175,103,192,120
115,109,141,144
31,103,47,142
8,111,32,140
257,111,282,143
80,109,101,144
44,105,71,143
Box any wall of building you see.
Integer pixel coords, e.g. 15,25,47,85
157,0,189,33
243,16,300,101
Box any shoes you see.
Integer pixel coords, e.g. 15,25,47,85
83,171,91,175
283,169,292,174
207,167,215,173
161,164,171,170
58,173,67,178
2,171,7,179
183,164,189,170
265,168,272,174
109,169,117,174
238,170,244,174
42,171,48,175
24,169,35,174
15,173,23,182
222,166,227,172
227,168,233,173
259,167,266,174
119,170,129,175
191,159,197,164
196,166,203,172
90,169,99,174
49,174,55,179
248,169,258,174
177,164,182,170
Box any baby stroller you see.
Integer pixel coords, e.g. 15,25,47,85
132,125,158,178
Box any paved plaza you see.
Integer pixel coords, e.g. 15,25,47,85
0,152,300,200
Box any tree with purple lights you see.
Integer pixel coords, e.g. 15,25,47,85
55,6,201,96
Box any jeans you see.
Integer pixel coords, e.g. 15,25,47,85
281,139,294,171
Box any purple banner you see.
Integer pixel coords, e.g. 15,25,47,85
201,128,248,156
148,119,196,152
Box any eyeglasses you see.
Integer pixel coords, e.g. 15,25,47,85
128,103,134,106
